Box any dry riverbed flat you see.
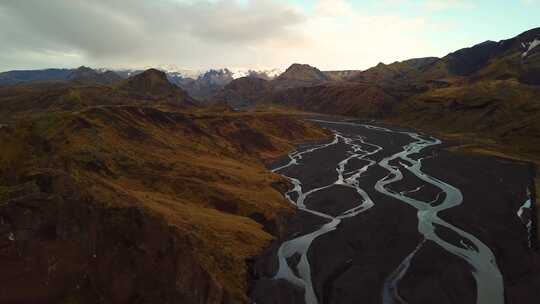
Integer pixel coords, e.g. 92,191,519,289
251,117,539,304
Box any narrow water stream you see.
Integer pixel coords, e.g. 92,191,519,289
270,120,505,304
272,131,382,304
372,130,504,304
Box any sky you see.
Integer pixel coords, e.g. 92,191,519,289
0,0,538,72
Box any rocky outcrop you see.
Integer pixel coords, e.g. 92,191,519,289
0,170,226,304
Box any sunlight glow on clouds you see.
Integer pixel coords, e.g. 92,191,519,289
0,0,537,71
283,7,437,70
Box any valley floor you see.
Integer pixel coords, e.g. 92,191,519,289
251,116,539,304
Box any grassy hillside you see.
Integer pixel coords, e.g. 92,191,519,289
269,82,398,118
0,80,330,303
392,79,540,157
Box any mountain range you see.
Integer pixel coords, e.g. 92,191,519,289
214,27,540,158
1,27,539,158
0,66,285,100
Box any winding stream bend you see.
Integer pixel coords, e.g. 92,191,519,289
272,131,382,304
270,119,504,304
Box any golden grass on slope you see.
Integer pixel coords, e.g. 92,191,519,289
393,79,540,156
0,105,330,302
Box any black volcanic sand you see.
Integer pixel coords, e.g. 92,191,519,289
303,185,363,217
250,117,540,304
277,142,350,192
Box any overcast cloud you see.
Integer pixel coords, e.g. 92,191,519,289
0,0,537,71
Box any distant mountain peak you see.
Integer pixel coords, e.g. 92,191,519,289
284,63,320,71
75,65,93,71
197,69,234,85
278,63,329,81
67,66,121,85
122,68,173,92
119,68,197,106
142,68,165,76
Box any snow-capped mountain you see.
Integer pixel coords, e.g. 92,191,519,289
227,68,284,80
153,65,206,79
97,65,283,81
0,64,284,101
149,65,283,80
154,66,284,100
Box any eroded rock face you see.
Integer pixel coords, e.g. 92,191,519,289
0,170,227,304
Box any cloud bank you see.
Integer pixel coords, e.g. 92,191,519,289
0,0,305,69
0,0,534,71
